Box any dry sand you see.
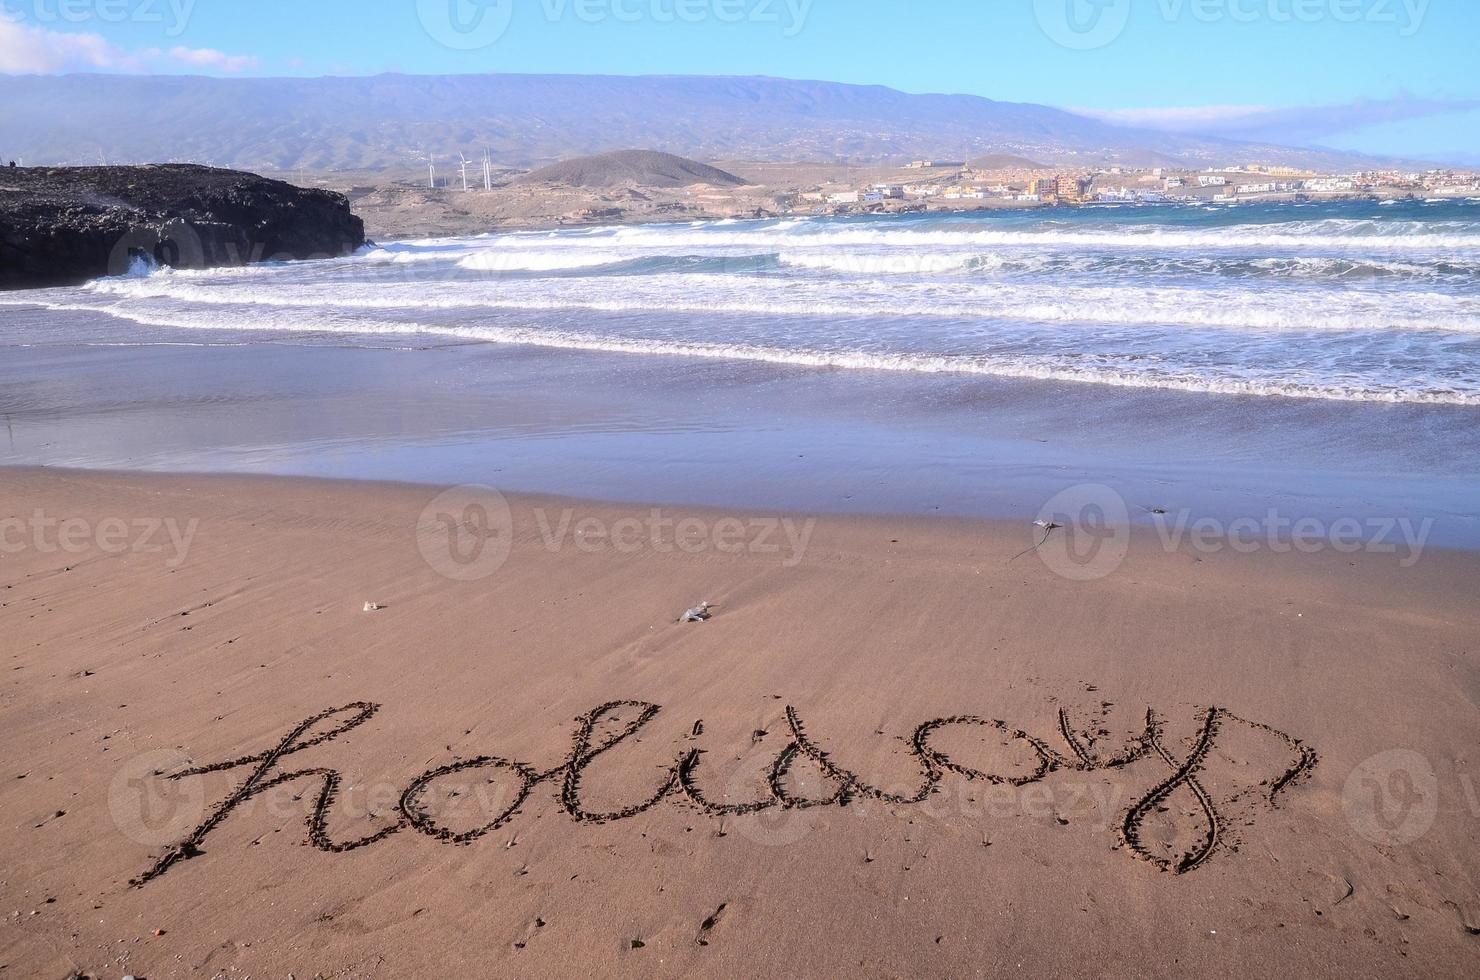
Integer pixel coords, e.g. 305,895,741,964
1,468,1477,978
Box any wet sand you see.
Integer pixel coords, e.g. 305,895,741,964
2,468,1478,978
2,316,1478,547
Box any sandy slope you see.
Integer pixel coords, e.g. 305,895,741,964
1,469,1476,978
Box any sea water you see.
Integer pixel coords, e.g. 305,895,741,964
8,198,1480,405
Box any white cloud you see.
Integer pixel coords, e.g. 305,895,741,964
167,46,258,73
1070,105,1274,133
0,19,256,74
0,17,145,72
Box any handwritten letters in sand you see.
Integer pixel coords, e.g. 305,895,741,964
129,696,1316,887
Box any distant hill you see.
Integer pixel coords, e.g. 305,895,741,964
0,72,1417,173
517,150,746,188
969,154,1052,170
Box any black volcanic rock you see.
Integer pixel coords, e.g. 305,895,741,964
0,163,365,290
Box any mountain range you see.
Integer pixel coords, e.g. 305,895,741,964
517,149,746,188
0,72,1419,173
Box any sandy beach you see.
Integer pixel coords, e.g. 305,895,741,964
6,5,1480,978
2,467,1477,978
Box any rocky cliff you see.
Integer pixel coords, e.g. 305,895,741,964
0,164,365,290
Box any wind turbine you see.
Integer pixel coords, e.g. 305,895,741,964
427,153,437,189
458,152,471,192
482,150,493,191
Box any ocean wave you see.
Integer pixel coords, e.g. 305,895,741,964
774,250,1478,282
360,213,1480,260
455,251,630,272
590,221,1480,253
778,251,982,275
25,296,1480,406
86,244,1480,287
19,206,1480,409
361,247,451,265
79,272,1480,335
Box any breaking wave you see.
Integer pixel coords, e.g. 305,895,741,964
10,197,1480,406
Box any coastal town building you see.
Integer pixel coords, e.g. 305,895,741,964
1248,164,1317,177
773,155,1480,220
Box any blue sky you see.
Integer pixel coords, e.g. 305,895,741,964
3,0,1479,160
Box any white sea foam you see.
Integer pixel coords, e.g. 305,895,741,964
362,247,450,265
22,295,1480,406
778,251,982,275
17,204,1480,407
358,214,1480,260
455,251,630,272
79,270,1480,335
586,219,1480,253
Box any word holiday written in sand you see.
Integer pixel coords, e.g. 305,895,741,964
130,697,1316,887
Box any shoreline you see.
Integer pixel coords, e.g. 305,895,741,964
309,154,1464,239
344,187,1438,239
2,467,1478,977
3,460,1469,563
1,459,1470,551
2,328,1476,549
